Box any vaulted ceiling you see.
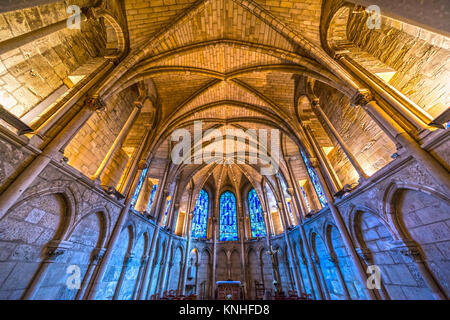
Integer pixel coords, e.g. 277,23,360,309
106,0,354,209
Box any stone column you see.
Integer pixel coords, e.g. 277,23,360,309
310,98,368,182
312,255,331,300
238,202,248,299
180,210,194,295
180,187,195,294
116,128,151,195
132,254,149,300
75,247,106,300
285,157,323,300
306,154,378,300
85,159,151,300
211,217,218,298
274,176,303,295
329,252,351,300
355,247,390,300
0,97,105,220
359,95,450,194
159,203,180,296
113,252,134,300
338,54,430,134
91,101,142,183
304,124,342,193
139,183,171,299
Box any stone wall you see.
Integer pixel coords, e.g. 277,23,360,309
64,87,138,179
347,12,450,118
315,81,396,184
0,1,105,118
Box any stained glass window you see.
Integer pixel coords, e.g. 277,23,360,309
131,167,148,208
300,186,311,212
300,150,327,208
219,191,238,241
287,200,296,225
192,189,209,238
146,184,158,213
248,189,266,238
161,198,171,226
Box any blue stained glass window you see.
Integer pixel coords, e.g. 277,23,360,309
161,199,171,226
300,150,327,208
287,200,296,225
146,184,158,213
192,189,209,238
131,167,148,208
248,189,266,238
219,191,238,241
300,186,311,212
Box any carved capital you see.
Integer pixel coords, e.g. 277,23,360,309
390,240,424,262
91,248,106,263
44,240,73,261
133,101,144,109
84,96,106,112
137,160,149,170
328,252,338,264
355,247,373,264
350,89,373,107
311,98,320,108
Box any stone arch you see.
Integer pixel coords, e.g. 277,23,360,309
167,245,184,292
384,183,450,298
0,191,72,299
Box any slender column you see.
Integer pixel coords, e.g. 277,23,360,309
329,252,351,300
0,97,105,220
238,202,248,299
211,217,218,298
116,128,151,194
180,212,193,294
356,247,390,300
261,186,275,236
306,154,378,300
132,254,149,299
312,255,331,300
113,253,133,300
85,158,151,299
180,187,195,294
159,203,180,295
285,157,323,299
358,95,450,194
274,176,303,295
338,55,430,133
311,99,368,181
304,124,342,193
75,248,106,300
92,101,142,182
139,164,171,299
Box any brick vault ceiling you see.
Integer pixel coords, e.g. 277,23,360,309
118,0,330,194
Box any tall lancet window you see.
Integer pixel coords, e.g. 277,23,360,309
131,167,148,208
300,150,327,208
161,198,171,226
146,184,158,213
192,189,209,238
248,188,266,238
219,191,238,241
